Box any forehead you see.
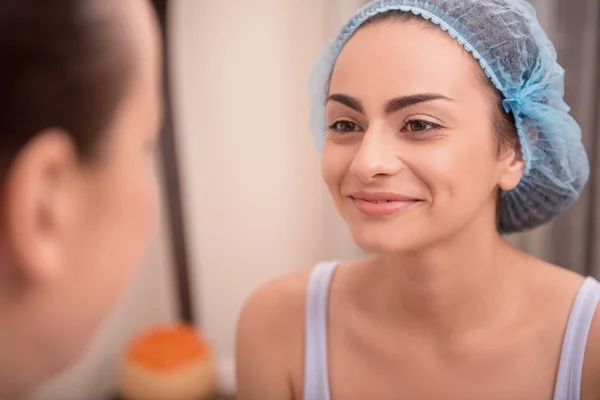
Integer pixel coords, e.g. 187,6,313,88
329,20,485,102
119,0,161,74
102,0,162,150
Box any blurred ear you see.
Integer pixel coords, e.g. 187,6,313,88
498,141,525,192
1,129,79,284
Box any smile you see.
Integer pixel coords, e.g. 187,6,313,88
349,191,422,216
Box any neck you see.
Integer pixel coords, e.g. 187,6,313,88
0,317,45,400
0,291,67,400
366,218,526,339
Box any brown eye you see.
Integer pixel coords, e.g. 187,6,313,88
403,119,440,133
408,120,429,131
328,120,361,133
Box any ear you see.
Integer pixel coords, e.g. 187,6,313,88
497,141,525,192
1,129,79,285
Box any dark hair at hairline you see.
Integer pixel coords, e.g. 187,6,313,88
358,11,519,155
0,0,133,178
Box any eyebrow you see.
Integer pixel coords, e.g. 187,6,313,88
327,93,453,114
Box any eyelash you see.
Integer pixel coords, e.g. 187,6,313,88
327,119,442,135
327,120,363,134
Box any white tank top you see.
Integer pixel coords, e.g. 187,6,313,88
303,261,600,400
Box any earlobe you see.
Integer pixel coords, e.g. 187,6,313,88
498,144,525,192
1,129,78,284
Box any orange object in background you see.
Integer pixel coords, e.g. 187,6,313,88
118,324,216,400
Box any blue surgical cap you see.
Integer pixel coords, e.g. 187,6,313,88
308,0,590,233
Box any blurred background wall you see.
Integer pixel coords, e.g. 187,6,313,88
168,0,366,392
26,0,598,398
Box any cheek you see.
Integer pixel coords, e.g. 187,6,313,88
407,135,498,207
108,159,160,287
112,156,160,260
321,146,351,197
56,156,160,357
77,155,159,301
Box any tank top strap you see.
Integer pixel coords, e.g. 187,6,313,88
303,260,340,400
553,276,600,400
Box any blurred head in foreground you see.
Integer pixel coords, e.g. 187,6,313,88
0,0,162,396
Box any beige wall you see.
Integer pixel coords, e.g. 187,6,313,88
169,0,364,393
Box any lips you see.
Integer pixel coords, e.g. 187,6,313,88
349,191,421,216
363,200,398,204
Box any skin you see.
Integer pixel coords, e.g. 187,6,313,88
0,0,162,398
236,20,600,400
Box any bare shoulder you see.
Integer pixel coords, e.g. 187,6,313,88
237,267,313,338
526,259,600,400
524,257,585,306
235,267,314,400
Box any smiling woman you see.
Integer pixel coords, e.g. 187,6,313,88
235,1,600,400
320,10,526,253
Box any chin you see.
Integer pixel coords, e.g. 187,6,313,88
33,337,89,392
339,199,437,253
53,331,96,369
349,223,431,254
40,308,109,379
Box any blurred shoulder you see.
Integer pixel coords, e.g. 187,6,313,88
235,265,320,400
236,262,333,343
240,268,312,324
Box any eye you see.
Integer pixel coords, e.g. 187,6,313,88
327,120,362,134
402,119,440,133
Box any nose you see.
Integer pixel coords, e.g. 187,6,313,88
349,126,404,183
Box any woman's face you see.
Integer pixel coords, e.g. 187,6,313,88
322,20,523,254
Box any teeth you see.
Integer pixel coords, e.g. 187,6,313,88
370,200,390,204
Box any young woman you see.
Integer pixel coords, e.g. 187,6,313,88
0,0,162,398
236,1,598,399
